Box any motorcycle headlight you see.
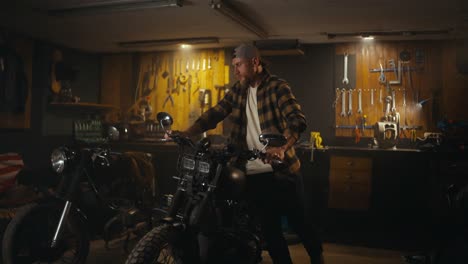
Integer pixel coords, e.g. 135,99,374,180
198,161,210,173
51,148,68,174
182,157,195,170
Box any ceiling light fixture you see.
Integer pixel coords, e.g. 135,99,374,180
47,0,183,16
325,29,452,39
117,37,219,48
210,0,268,39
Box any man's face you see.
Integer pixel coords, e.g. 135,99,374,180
232,57,255,85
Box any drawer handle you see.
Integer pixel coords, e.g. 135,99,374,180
346,161,354,166
345,173,352,179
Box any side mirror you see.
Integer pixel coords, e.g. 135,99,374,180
259,134,287,148
107,126,119,141
156,112,173,131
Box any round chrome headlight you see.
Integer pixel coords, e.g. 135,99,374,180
51,148,67,174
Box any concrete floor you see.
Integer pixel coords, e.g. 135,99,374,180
88,239,408,264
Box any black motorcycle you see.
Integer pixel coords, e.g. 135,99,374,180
2,140,157,264
125,112,287,264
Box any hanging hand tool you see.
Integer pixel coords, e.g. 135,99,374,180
357,89,362,114
348,89,353,116
332,88,341,108
388,59,402,85
163,76,174,108
385,96,392,117
179,59,189,92
340,88,346,117
187,74,192,104
370,89,374,105
391,89,397,113
379,87,383,104
378,63,386,84
342,53,349,85
173,59,180,95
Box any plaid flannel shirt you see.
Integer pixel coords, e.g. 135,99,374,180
191,70,307,178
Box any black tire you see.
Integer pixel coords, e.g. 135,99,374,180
125,224,182,264
2,202,90,264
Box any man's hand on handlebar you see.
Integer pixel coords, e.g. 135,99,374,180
263,146,285,164
164,130,190,141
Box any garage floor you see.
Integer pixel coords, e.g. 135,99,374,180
88,239,408,264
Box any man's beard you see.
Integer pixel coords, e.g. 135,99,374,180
239,74,253,87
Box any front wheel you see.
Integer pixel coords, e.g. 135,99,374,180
2,202,89,264
126,223,187,264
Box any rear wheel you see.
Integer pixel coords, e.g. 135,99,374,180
2,202,89,264
125,224,183,264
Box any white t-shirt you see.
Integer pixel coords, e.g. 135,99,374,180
245,85,273,175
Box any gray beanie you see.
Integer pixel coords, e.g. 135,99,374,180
233,44,260,59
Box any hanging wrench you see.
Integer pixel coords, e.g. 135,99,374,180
348,89,353,116
403,88,406,107
340,88,346,117
357,89,362,114
379,87,383,104
342,54,349,85
391,89,396,112
370,89,374,105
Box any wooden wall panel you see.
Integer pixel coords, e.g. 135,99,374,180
334,41,462,140
101,49,226,135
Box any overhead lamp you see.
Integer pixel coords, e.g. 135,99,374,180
117,37,219,48
210,0,268,39
47,0,183,16
324,29,452,39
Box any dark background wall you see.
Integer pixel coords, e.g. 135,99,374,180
0,40,101,169
264,45,335,144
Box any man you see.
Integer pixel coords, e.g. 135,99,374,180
178,44,324,264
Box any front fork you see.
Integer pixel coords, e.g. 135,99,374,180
50,200,73,248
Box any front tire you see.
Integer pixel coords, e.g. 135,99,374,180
2,202,89,264
126,224,183,264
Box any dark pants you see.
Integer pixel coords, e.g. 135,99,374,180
245,172,323,264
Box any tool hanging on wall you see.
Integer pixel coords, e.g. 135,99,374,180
163,76,174,108
388,59,402,85
391,89,397,113
348,89,353,116
385,95,392,116
379,87,383,104
357,89,362,114
332,88,341,108
370,89,374,105
179,59,189,92
342,53,349,85
340,88,346,117
378,63,386,84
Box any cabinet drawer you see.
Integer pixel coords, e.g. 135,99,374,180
328,183,371,210
329,169,371,184
330,156,372,170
